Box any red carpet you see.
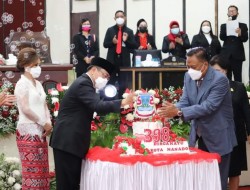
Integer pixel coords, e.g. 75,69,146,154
239,186,250,190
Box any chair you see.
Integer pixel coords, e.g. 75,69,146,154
6,32,52,63
42,80,57,93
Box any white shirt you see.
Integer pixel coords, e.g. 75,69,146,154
14,75,51,137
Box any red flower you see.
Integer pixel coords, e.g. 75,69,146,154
2,110,10,118
54,102,60,111
91,121,98,131
56,83,63,92
119,124,128,134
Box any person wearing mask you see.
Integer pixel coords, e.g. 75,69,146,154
135,18,157,50
50,57,135,190
14,47,53,190
191,20,221,61
219,5,248,82
73,18,99,77
103,10,137,97
157,47,237,190
210,55,250,190
162,20,190,59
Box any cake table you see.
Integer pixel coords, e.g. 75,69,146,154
80,146,221,190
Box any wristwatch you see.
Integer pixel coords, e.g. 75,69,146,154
177,109,183,117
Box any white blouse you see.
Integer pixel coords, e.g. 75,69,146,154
14,75,51,137
203,33,212,45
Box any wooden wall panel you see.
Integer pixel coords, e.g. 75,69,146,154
3,0,24,58
0,1,4,56
0,0,45,57
25,0,46,32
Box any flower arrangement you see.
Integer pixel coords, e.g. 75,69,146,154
0,80,19,138
46,83,69,126
0,153,22,190
91,87,190,148
113,136,151,155
161,86,190,139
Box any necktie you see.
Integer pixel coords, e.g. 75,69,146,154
116,27,122,54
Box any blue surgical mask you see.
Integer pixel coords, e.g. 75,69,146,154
171,28,180,35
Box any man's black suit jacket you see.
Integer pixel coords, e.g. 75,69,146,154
220,22,248,61
103,25,137,67
50,74,122,158
230,81,250,142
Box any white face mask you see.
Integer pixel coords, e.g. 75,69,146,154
25,66,42,78
202,26,211,34
170,28,180,35
116,17,125,25
95,77,108,90
188,68,202,81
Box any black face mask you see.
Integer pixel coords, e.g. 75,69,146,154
139,27,148,33
229,15,237,20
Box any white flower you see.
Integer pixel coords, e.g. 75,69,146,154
51,97,59,103
5,157,20,163
135,90,142,95
93,112,97,119
123,104,130,109
7,176,15,185
153,98,160,104
122,93,129,98
62,86,69,90
50,89,59,96
133,96,137,101
126,113,134,121
133,102,137,108
12,170,20,177
0,170,5,177
53,111,58,117
148,89,156,95
13,183,21,190
247,91,250,98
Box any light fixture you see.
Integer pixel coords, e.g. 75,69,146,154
104,84,117,98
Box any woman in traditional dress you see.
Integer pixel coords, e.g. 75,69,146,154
15,47,52,190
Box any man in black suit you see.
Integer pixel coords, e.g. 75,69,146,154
219,5,248,82
50,57,134,190
103,10,137,97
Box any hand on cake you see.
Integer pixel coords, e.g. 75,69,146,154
157,101,179,118
121,92,135,108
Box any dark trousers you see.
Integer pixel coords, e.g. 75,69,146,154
198,137,231,190
53,148,83,190
226,57,243,82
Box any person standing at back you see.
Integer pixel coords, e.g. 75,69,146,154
191,20,221,61
210,55,250,190
219,5,248,82
73,18,99,78
134,18,157,50
162,20,190,59
103,10,137,97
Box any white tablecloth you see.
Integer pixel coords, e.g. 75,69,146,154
80,147,221,190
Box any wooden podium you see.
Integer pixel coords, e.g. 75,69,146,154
120,67,187,90
0,64,73,86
